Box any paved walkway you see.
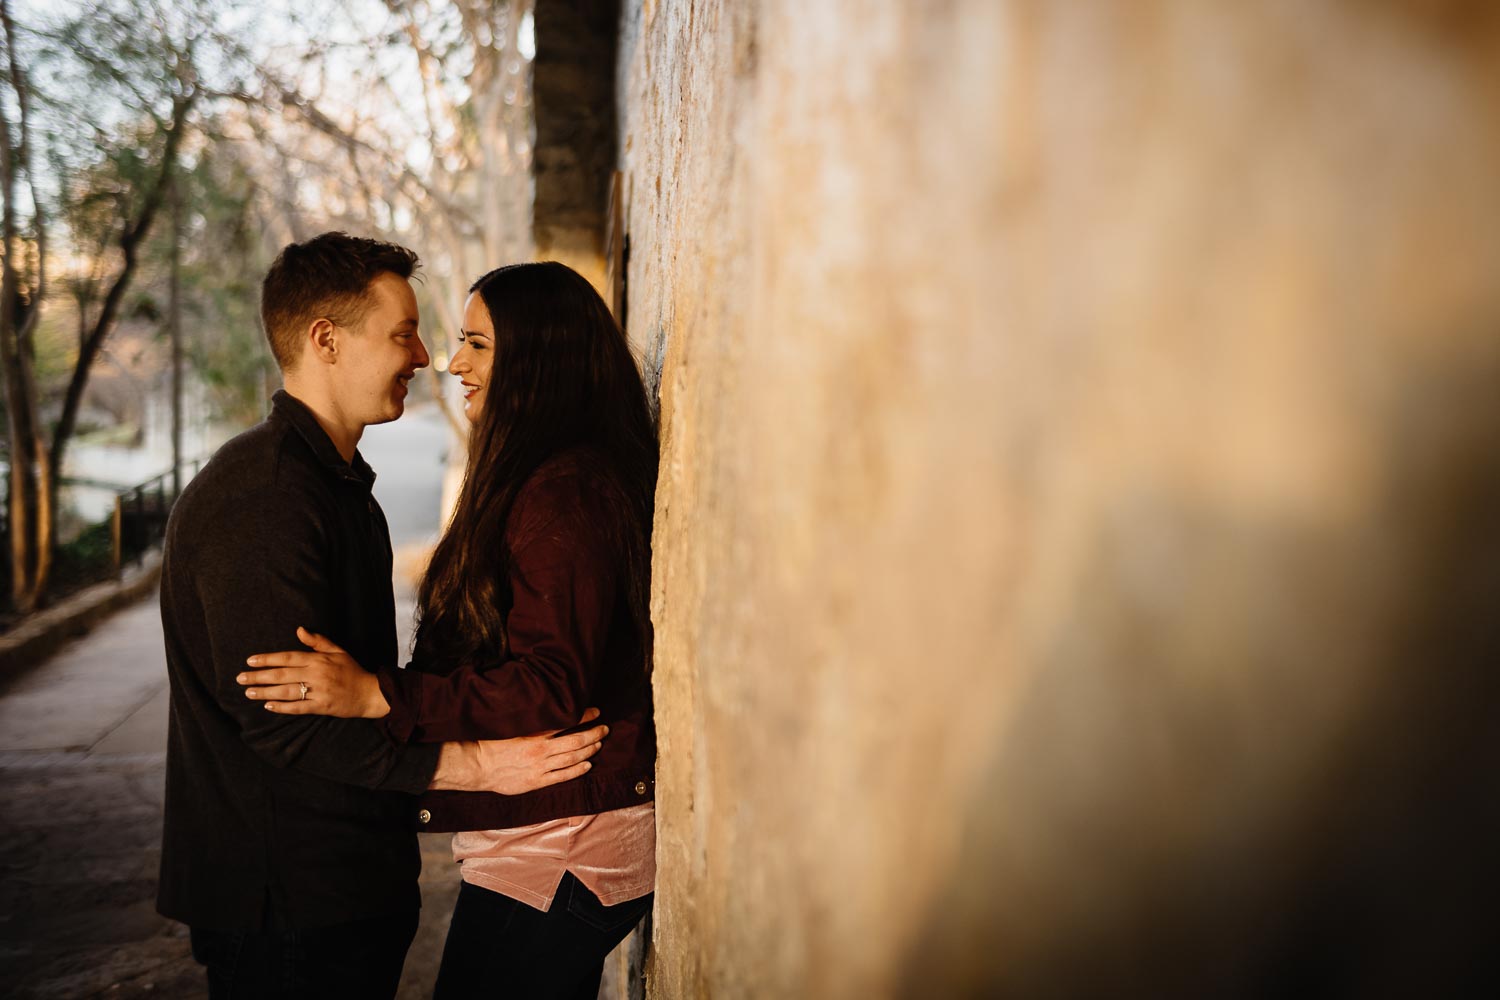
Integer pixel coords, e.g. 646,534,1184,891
0,404,460,998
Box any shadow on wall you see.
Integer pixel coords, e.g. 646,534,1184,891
901,344,1500,998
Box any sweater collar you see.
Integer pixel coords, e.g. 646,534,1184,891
270,389,377,487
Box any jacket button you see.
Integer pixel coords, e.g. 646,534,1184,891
634,782,647,795
417,809,432,825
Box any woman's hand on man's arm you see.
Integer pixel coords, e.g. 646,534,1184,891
237,627,607,794
238,627,391,718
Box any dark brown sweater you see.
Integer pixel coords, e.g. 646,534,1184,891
158,391,441,931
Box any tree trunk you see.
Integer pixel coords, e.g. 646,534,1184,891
169,166,183,498
1,0,48,612
49,91,194,485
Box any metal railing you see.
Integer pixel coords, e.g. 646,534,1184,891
0,459,202,615
111,459,202,574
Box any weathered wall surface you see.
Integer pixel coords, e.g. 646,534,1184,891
617,2,1500,996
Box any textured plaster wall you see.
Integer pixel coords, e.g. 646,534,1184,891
617,2,1500,996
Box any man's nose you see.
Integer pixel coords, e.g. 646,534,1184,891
411,335,431,370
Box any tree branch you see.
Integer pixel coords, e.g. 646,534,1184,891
50,88,197,478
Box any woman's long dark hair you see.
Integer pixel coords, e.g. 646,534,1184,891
414,261,658,671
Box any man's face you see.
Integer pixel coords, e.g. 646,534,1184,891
336,272,429,427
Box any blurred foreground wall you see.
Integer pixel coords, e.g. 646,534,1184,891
606,2,1500,996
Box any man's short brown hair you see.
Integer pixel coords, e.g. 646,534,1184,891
260,232,421,371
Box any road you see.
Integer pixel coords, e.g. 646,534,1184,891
0,403,461,999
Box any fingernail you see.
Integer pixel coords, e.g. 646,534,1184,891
245,689,256,698
236,674,247,683
601,727,609,736
245,657,258,666
582,761,591,770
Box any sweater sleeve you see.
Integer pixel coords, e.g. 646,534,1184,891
378,471,619,743
193,485,441,792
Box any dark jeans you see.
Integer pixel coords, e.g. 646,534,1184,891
188,907,418,999
432,873,654,1000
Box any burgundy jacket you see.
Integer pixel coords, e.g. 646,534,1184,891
376,450,656,832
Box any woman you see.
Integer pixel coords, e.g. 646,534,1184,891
238,261,659,999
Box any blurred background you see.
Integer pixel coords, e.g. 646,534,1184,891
4,1,1500,998
1,0,535,622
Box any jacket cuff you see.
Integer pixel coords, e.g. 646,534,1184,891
377,665,424,744
376,740,443,794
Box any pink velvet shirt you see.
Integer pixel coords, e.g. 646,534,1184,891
452,802,657,911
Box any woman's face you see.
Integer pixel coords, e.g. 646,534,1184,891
449,292,494,423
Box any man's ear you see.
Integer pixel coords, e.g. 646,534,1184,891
307,317,338,365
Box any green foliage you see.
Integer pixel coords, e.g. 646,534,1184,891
45,516,115,599
26,309,78,391
164,140,276,427
7,0,274,433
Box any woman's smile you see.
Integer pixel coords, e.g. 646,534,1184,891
450,292,494,422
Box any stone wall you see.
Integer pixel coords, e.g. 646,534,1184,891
612,2,1500,996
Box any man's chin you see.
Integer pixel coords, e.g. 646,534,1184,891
385,384,412,420
369,401,405,426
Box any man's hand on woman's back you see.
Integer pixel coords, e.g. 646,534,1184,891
430,708,607,794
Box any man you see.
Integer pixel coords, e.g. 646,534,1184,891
157,233,603,997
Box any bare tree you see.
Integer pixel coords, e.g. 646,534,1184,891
2,0,536,611
51,87,196,483
1,0,52,611
206,0,536,436
0,0,198,610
